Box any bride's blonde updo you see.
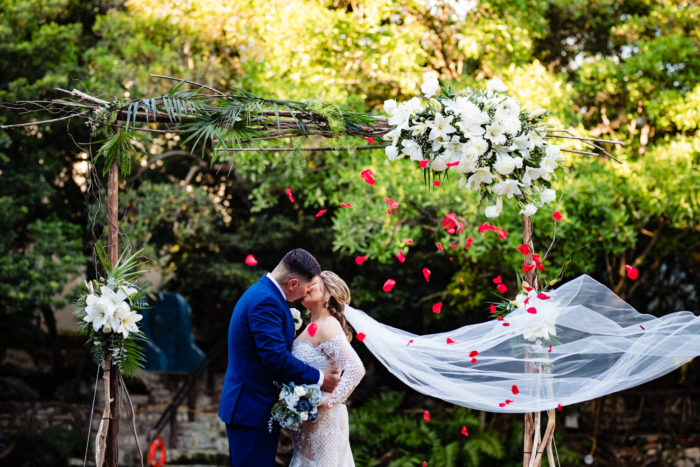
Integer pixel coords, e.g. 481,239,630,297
319,270,354,341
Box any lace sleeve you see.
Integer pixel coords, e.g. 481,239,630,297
320,335,366,408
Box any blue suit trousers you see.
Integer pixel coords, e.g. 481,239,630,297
226,423,281,467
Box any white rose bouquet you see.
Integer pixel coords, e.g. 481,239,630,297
73,243,148,376
268,383,322,432
383,77,563,218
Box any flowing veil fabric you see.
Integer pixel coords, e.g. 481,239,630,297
345,275,700,413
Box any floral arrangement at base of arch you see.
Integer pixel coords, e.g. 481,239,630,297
73,244,148,376
382,77,563,218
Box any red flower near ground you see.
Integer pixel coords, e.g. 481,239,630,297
498,228,507,239
436,242,444,252
465,236,474,249
552,211,562,221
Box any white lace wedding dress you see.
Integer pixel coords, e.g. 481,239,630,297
289,334,366,466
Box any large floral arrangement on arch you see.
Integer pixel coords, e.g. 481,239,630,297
382,78,563,218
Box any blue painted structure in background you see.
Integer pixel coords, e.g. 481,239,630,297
140,292,206,372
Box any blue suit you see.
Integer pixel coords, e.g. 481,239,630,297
218,275,320,466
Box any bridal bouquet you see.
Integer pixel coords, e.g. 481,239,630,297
73,243,147,376
383,77,562,218
268,383,322,432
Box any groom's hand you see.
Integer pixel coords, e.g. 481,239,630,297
320,368,341,393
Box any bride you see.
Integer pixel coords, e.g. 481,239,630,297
290,270,366,466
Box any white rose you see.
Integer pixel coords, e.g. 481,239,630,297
385,145,399,160
300,412,309,422
493,155,517,175
421,78,440,98
294,385,306,397
540,188,557,204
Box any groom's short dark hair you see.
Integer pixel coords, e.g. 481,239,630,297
278,248,321,282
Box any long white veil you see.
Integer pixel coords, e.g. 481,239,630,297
345,275,700,413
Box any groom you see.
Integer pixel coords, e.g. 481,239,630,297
218,248,341,466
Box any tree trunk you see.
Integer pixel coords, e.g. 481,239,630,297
40,304,63,376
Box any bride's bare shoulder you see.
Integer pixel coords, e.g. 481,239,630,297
316,316,345,341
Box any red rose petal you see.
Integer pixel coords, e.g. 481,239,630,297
548,344,552,353
460,425,469,436
512,385,519,395
469,350,479,357
355,256,367,265
527,307,537,314
433,180,441,187
395,251,406,263
423,410,430,422
446,337,455,344
502,322,510,326
360,169,376,185
432,302,443,314
422,267,431,282
557,403,563,411
244,254,258,266
382,279,396,292
356,332,366,342
449,244,457,249
505,399,514,404
489,304,497,314
478,222,490,233
340,202,352,208
640,324,645,330
537,264,545,272
470,358,477,363
447,161,460,167
423,462,427,467
488,225,498,232
552,211,562,221
522,285,534,292
537,292,550,300
625,264,639,280
407,339,414,346
364,136,375,144
436,242,444,252
442,213,458,230
285,187,294,203
498,228,507,239
499,402,506,408
493,275,503,284
464,236,473,249
517,244,530,255
419,159,429,168
497,316,504,321
315,209,327,217
383,198,399,210
307,323,318,337
523,264,536,273
497,283,508,294
532,254,542,265
524,297,530,305
455,223,464,234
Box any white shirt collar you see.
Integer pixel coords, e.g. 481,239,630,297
266,273,287,301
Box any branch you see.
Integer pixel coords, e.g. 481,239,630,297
214,144,386,152
55,88,109,106
148,74,227,96
0,110,90,128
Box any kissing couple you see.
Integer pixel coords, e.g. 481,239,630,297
218,248,365,466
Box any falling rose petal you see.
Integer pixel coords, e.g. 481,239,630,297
640,324,645,330
432,302,443,314
285,187,295,203
517,244,530,255
422,267,431,282
447,161,460,167
497,283,508,294
356,332,366,342
436,242,444,252
382,279,396,292
423,462,427,467
315,209,327,217
407,339,414,347
490,304,497,314
557,403,563,411
456,223,464,234
498,228,508,239
383,198,399,210
419,159,429,168
360,169,376,185
461,426,469,437
548,345,553,353
307,323,318,337
488,224,499,232
512,385,520,395
450,244,457,249
446,337,455,344
502,322,510,326
478,222,490,233
469,350,479,358
355,256,367,265
470,358,477,363
522,285,534,292
537,292,551,300
497,316,504,321
523,264,536,273
464,236,474,249
625,264,639,280
364,136,375,144
433,180,441,187
499,402,506,408
244,254,258,266
527,307,537,314
552,211,562,221
423,410,430,422
505,399,514,404
493,275,503,284
442,213,458,230
395,251,406,263
404,238,414,244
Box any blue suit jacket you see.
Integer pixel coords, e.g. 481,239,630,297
218,275,320,429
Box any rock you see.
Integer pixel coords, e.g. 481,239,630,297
0,376,40,402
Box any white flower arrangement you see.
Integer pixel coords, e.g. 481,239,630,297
74,244,148,376
383,78,563,218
